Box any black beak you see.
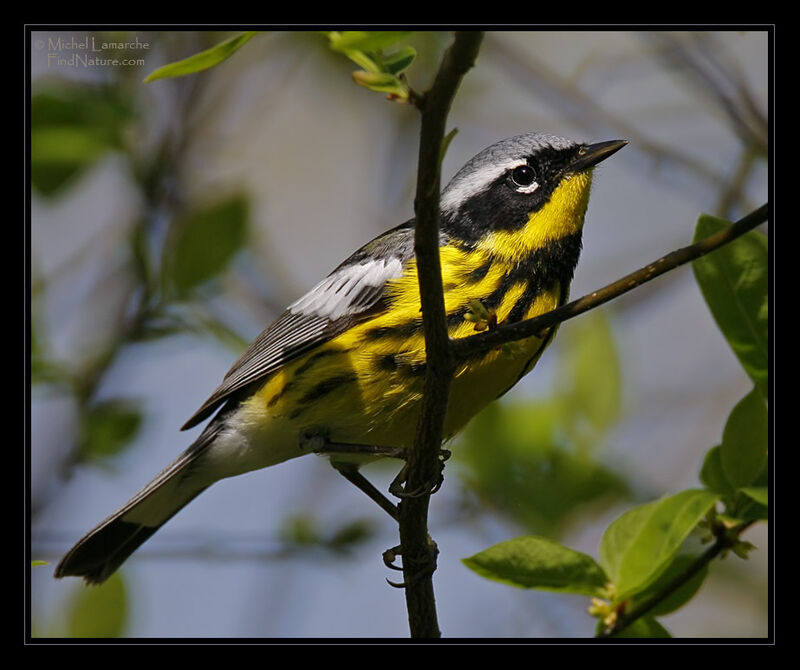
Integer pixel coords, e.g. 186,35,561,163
569,139,627,173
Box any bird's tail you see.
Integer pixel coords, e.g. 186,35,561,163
54,428,219,585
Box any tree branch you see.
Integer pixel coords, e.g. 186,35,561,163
451,203,768,363
399,31,484,639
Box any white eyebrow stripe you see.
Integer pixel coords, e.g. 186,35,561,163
289,257,404,320
440,158,525,213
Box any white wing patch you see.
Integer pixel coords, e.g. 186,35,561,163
289,257,404,320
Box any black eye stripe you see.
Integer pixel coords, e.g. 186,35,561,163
441,144,586,242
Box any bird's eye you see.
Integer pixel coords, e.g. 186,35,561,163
510,165,536,188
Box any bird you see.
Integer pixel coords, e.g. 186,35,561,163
54,132,626,585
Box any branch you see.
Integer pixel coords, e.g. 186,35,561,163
452,203,768,363
597,521,756,638
399,31,484,639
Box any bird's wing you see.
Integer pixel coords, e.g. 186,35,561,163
181,221,418,430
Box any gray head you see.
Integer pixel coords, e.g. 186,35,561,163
440,133,582,214
438,133,625,243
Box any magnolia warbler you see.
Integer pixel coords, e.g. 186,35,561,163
55,133,626,584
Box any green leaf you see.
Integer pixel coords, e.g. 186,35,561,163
144,32,258,83
327,31,412,54
31,560,49,567
599,490,718,601
463,536,608,597
326,32,416,84
600,500,657,590
66,573,128,638
382,45,417,75
614,617,672,638
721,389,768,489
692,215,768,400
636,553,710,616
729,485,768,522
343,50,381,73
351,71,409,99
740,486,768,507
699,445,735,497
165,193,249,298
79,400,143,460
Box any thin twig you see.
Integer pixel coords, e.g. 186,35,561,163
399,30,484,639
452,203,768,363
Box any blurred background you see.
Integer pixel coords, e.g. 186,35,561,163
29,29,769,638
